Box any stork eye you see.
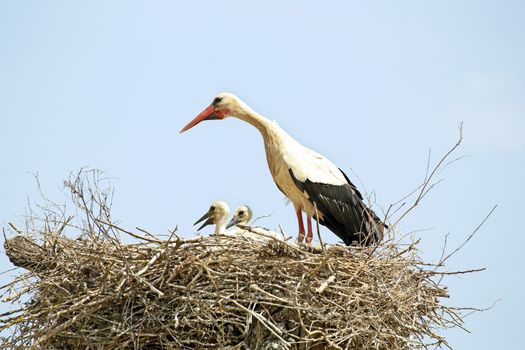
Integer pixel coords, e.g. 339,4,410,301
212,97,223,105
238,210,245,215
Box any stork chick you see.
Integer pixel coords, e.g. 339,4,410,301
226,205,285,243
194,201,230,234
226,205,253,229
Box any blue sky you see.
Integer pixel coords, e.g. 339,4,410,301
1,1,524,348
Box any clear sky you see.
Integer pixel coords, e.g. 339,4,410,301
1,1,524,348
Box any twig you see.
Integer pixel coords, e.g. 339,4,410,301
95,219,161,244
8,223,23,235
315,275,336,294
313,202,325,255
440,204,497,266
388,123,464,232
251,213,273,225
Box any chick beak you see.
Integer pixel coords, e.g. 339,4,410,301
226,216,242,229
194,211,214,231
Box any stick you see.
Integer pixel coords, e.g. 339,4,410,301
95,219,161,244
313,203,325,254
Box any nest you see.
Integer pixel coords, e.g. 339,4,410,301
2,230,470,350
0,170,475,349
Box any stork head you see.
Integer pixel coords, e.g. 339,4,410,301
194,200,230,232
180,93,246,133
226,205,253,229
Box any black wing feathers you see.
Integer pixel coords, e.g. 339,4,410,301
289,168,384,246
338,168,364,200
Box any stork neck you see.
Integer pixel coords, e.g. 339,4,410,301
215,221,227,235
234,110,280,142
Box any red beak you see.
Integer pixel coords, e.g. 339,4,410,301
179,105,216,133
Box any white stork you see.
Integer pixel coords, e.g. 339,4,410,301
181,93,386,246
193,200,230,235
226,205,253,229
226,204,284,242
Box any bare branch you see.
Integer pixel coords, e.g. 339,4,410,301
440,204,497,266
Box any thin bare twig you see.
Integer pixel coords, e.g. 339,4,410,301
440,204,497,266
313,202,325,255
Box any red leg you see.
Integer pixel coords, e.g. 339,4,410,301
305,215,313,245
296,209,305,243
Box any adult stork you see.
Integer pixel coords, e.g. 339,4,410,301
180,93,386,246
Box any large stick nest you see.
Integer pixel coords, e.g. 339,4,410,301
0,169,474,350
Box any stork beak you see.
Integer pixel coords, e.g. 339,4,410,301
194,211,214,231
180,105,216,133
226,216,242,229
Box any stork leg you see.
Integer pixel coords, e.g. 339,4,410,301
296,209,305,243
305,215,313,245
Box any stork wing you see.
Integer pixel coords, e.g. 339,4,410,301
284,147,383,245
